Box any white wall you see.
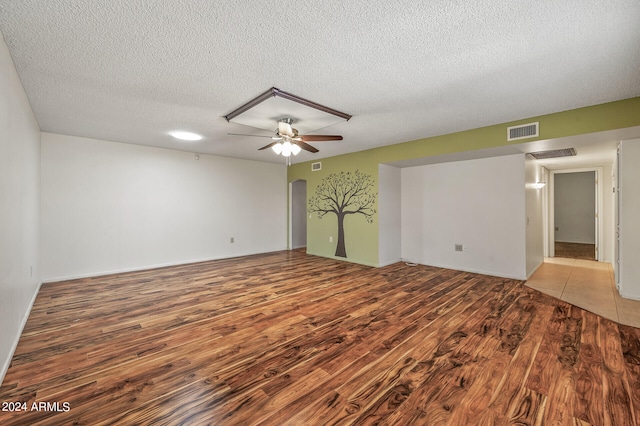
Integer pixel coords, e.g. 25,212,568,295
554,171,596,244
401,154,527,279
0,33,41,384
618,138,640,299
41,133,287,281
525,156,544,277
378,164,401,266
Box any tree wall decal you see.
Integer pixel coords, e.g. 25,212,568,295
308,170,377,258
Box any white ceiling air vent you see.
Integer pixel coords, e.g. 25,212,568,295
527,148,577,160
507,122,539,141
311,162,322,171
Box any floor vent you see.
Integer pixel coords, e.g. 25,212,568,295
507,122,539,141
311,162,322,171
527,148,577,160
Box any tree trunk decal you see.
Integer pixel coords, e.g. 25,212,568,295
336,213,346,257
308,170,376,258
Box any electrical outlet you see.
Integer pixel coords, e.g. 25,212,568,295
329,236,333,243
455,244,463,252
230,237,234,243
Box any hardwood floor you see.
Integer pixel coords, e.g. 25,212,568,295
554,242,596,261
1,250,639,425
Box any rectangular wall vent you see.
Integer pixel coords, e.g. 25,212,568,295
507,122,539,141
311,162,322,171
527,148,577,160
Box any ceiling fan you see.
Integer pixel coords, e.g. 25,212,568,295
229,118,343,156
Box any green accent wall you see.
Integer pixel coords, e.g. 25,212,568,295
289,152,380,266
288,97,640,266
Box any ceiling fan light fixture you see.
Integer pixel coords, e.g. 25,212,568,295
236,116,343,156
270,140,300,157
281,141,293,157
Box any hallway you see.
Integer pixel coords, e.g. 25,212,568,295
527,257,640,327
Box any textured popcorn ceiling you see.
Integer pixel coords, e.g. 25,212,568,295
1,0,639,165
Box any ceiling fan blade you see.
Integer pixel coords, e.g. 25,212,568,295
228,133,274,138
297,141,319,153
299,135,343,142
258,141,279,150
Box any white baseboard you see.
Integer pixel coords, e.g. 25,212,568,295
618,290,640,301
378,258,403,267
400,259,527,280
42,248,288,283
0,280,42,386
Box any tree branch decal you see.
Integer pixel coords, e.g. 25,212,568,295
308,170,377,258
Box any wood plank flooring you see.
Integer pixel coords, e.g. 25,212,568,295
1,250,639,425
555,242,596,261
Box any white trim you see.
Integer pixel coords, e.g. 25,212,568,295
400,259,527,280
42,250,286,283
0,281,42,385
618,291,640,301
547,167,604,261
541,167,549,258
288,179,307,252
288,181,293,250
378,258,403,267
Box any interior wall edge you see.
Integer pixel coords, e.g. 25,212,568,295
526,260,544,280
0,280,42,386
378,258,403,268
41,248,287,284
618,291,640,302
402,260,527,281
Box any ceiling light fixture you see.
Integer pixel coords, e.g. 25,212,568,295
170,131,202,141
268,118,304,157
271,140,302,157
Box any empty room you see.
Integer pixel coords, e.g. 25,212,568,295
2,1,640,425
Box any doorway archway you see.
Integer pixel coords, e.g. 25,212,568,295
289,180,307,250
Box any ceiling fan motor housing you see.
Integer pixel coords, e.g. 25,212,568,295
278,118,295,137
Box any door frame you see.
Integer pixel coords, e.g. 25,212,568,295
288,179,307,250
546,167,603,261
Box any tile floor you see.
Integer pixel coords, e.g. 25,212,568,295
526,257,640,328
